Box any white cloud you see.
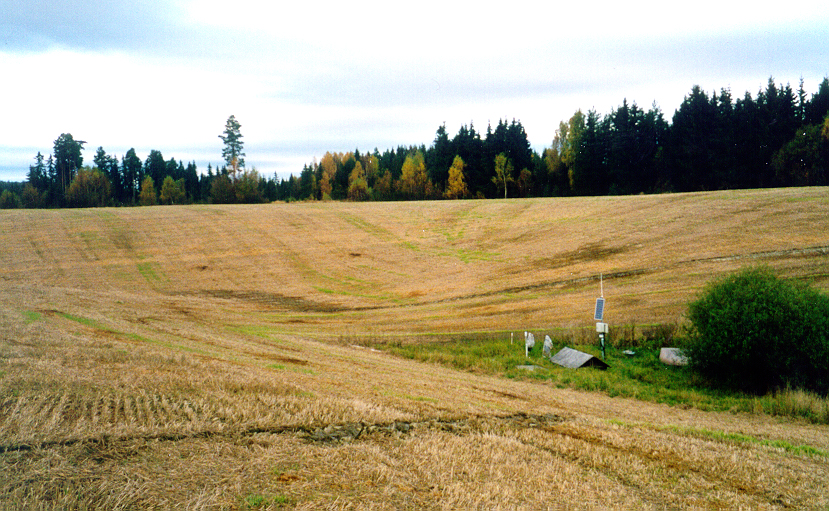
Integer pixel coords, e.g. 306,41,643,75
1,0,828,182
2,48,258,146
187,0,827,52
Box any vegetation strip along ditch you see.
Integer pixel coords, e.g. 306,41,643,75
5,410,822,462
0,412,567,453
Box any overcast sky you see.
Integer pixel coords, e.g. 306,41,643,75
2,1,828,182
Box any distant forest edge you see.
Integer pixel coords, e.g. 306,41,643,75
2,77,829,209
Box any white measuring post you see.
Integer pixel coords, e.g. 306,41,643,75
524,331,534,358
594,273,608,359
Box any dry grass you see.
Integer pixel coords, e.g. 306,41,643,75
1,188,829,508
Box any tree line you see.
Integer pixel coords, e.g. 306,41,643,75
2,77,828,209
287,77,829,201
3,115,279,209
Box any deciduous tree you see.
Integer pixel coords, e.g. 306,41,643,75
347,161,369,201
138,175,157,206
542,146,567,196
772,122,828,186
319,152,337,200
484,120,533,185
235,169,264,203
21,185,43,209
66,167,111,208
373,170,393,201
396,150,431,199
0,190,21,209
687,267,829,395
516,168,532,197
444,156,469,199
362,152,379,189
560,111,585,171
160,176,186,205
492,153,514,199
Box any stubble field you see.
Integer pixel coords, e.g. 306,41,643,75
1,187,829,509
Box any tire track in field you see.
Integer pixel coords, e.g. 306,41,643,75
515,421,797,509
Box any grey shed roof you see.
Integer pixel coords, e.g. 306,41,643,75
550,347,609,370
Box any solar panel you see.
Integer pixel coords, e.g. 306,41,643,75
594,298,605,321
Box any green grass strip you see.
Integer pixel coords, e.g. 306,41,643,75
58,312,110,330
607,419,828,458
137,261,166,283
22,310,42,324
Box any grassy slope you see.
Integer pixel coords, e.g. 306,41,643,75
1,188,828,509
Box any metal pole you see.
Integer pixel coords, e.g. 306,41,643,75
599,274,605,359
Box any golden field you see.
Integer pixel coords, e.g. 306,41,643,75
1,188,828,509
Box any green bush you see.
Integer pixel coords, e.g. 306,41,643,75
66,167,112,208
160,176,187,205
0,189,21,209
686,267,829,395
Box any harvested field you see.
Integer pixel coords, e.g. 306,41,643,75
1,188,828,508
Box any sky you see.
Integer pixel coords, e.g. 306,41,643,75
2,1,828,182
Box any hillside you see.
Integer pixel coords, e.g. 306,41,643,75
1,188,828,508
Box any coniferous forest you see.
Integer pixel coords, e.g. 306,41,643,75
2,77,828,209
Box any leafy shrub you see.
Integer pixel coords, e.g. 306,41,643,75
0,189,21,209
20,184,44,208
138,175,157,206
66,168,111,208
209,174,236,204
235,169,265,203
686,267,829,395
160,176,186,205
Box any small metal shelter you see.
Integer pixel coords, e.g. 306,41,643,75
550,347,609,370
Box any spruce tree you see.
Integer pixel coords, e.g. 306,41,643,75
219,115,245,176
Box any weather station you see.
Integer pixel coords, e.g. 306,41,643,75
594,273,609,360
